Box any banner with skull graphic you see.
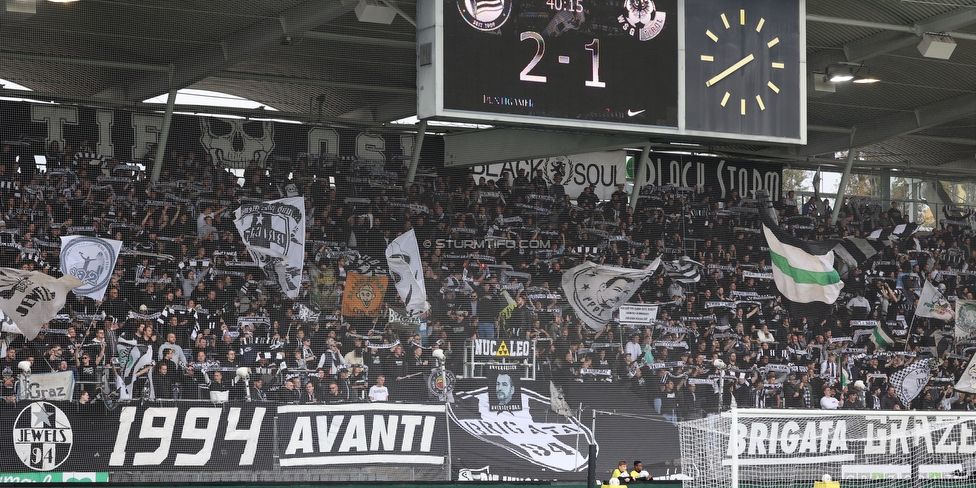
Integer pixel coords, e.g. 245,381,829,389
342,272,389,318
234,197,306,299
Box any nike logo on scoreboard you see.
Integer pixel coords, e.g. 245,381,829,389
627,109,646,117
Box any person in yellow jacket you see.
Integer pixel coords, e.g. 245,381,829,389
630,460,651,482
611,460,633,484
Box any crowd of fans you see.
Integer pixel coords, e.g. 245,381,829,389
1,139,975,421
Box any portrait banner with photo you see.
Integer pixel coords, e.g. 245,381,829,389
488,364,522,412
562,259,660,331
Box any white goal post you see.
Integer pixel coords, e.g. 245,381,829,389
678,408,976,488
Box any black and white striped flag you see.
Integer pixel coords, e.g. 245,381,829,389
662,257,702,283
869,223,919,241
832,237,887,277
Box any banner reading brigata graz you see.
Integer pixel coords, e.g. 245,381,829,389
471,151,782,202
679,411,976,483
0,100,442,169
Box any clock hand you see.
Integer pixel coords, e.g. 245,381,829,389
705,53,755,87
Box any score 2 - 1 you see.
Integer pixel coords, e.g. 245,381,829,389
519,32,606,88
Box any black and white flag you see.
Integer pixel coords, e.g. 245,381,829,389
662,257,702,283
115,337,154,400
832,236,886,277
0,268,83,340
234,197,305,298
60,236,122,301
386,228,429,316
869,223,919,241
561,258,660,331
890,358,930,407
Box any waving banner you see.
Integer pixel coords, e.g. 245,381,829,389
0,268,83,340
18,372,75,401
342,273,389,318
561,258,660,330
60,236,122,301
385,229,429,316
234,197,305,298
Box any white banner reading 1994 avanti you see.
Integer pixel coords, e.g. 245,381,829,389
471,152,782,203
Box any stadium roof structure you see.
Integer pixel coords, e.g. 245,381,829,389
1,0,976,180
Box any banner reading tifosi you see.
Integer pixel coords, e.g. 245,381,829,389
276,403,447,466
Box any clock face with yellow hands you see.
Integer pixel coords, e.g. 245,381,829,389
684,0,802,140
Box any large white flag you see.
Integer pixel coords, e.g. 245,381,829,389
0,268,82,340
561,258,660,331
955,354,976,393
234,197,306,298
916,280,954,321
385,229,429,316
956,300,976,340
60,236,122,301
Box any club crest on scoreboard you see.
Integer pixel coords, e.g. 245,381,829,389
457,0,513,31
618,0,666,41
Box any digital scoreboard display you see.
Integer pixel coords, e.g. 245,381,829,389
417,0,806,144
440,0,678,127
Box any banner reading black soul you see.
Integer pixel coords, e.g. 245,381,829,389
472,151,783,204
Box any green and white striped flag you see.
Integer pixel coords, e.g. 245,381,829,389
871,323,895,351
762,222,843,304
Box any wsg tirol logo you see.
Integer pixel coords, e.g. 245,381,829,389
13,402,73,471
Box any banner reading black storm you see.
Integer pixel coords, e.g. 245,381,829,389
472,151,783,202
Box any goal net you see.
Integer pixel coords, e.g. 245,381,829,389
678,408,976,488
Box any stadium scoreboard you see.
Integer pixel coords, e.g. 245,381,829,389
417,0,806,144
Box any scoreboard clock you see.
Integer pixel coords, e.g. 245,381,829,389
684,0,803,140
417,0,805,144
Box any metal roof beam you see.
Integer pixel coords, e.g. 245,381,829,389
807,8,976,69
799,92,976,157
303,31,414,49
213,71,414,95
96,0,357,103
